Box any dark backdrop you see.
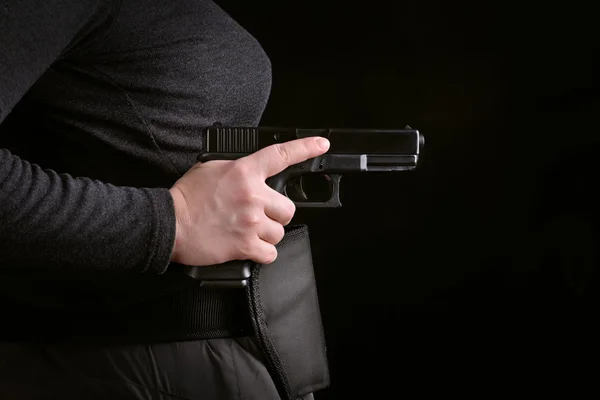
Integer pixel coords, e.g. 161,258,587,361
217,1,598,397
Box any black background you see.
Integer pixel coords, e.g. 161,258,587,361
218,1,598,397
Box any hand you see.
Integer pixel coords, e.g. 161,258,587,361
169,137,330,266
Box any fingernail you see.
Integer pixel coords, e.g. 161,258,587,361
316,138,330,150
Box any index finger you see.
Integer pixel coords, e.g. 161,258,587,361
240,136,330,178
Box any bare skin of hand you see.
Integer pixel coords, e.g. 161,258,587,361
169,137,330,266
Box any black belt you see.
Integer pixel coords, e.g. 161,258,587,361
2,285,252,345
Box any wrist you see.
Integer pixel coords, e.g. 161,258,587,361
169,187,187,263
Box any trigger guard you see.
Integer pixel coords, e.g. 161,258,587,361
285,174,343,208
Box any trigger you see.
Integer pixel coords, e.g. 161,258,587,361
290,177,308,200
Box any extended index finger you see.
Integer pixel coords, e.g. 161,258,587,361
241,136,330,178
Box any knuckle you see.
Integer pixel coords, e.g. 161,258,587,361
231,161,253,179
237,185,257,204
303,139,313,154
274,143,291,164
239,211,261,227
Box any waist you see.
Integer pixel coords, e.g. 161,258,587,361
0,269,252,344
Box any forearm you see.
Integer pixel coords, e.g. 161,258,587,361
0,149,176,274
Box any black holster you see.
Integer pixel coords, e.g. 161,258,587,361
183,224,329,399
245,225,330,400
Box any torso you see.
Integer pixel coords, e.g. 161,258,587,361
0,0,271,187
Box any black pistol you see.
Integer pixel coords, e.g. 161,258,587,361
183,123,424,286
198,123,424,207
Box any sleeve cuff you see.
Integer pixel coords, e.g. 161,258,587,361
142,187,177,274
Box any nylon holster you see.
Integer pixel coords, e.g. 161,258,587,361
246,224,330,400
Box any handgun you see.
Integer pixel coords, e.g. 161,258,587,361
183,123,424,286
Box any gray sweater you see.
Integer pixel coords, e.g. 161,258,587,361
0,0,271,338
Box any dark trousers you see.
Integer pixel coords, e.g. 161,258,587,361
0,337,313,400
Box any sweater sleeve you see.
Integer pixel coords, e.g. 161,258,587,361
0,0,176,274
